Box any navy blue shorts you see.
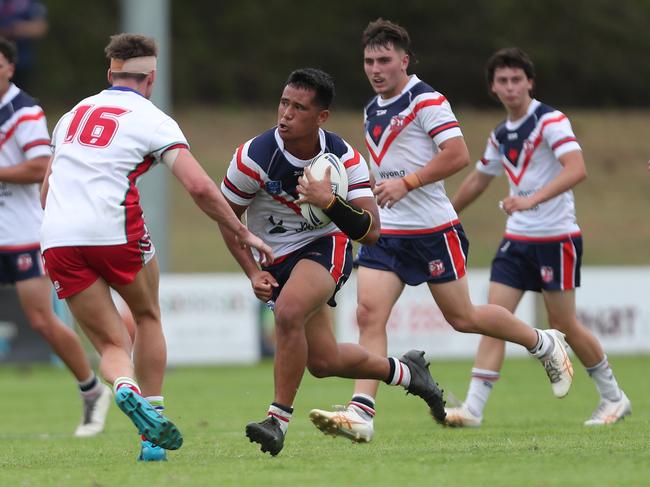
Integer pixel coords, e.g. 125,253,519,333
355,223,469,286
490,234,582,292
263,234,352,307
0,245,45,285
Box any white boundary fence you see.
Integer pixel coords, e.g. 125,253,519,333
107,268,650,365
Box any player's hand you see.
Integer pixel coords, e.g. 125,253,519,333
296,166,334,209
250,270,278,302
236,228,274,265
500,195,536,215
373,178,409,209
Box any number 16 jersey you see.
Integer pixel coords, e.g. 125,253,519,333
41,87,188,251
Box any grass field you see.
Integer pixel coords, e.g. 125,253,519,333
1,356,648,486
168,107,650,272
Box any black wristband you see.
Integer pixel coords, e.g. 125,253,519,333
323,194,373,241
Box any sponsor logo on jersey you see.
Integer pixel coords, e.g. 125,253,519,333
541,266,554,283
372,124,383,139
507,132,518,140
16,253,33,272
428,259,445,277
268,215,287,234
376,109,387,116
266,180,283,195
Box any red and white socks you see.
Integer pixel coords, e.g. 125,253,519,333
113,376,142,395
385,357,411,388
349,393,376,422
268,402,293,435
464,368,500,418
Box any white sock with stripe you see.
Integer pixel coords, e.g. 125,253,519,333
349,393,376,421
528,329,554,359
268,402,292,435
386,357,411,388
464,368,500,417
586,356,623,402
113,376,141,396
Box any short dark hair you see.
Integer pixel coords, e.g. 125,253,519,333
0,36,17,65
485,47,536,86
285,68,335,109
105,33,157,60
362,18,414,58
105,33,157,82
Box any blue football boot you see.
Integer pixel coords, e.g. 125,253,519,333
138,440,168,462
115,388,183,450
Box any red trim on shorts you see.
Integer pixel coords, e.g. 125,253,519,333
329,235,348,284
504,231,581,243
0,243,41,252
562,240,576,290
444,228,466,279
381,219,460,236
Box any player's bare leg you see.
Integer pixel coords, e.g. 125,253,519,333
543,290,629,425
67,276,181,451
353,267,405,398
113,257,165,398
446,283,523,427
246,259,335,456
310,267,404,442
16,276,92,381
16,276,112,437
429,276,573,398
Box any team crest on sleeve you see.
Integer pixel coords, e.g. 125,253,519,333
428,259,445,277
265,180,283,195
541,266,554,283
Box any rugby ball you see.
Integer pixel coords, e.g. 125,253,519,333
300,153,348,228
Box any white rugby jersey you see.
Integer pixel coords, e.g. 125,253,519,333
364,75,463,234
41,87,188,250
476,99,582,238
0,83,52,248
221,127,373,258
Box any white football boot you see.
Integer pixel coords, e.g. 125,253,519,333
309,405,374,443
74,383,112,437
538,329,574,398
584,391,632,426
444,404,483,428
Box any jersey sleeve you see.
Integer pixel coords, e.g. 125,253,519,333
340,142,373,200
220,142,262,206
149,118,189,167
14,106,52,159
542,112,581,159
416,93,463,147
475,133,504,176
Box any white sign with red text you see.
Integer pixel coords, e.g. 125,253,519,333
336,270,536,358
336,268,650,358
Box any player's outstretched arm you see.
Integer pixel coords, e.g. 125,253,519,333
0,155,49,184
217,201,278,302
452,169,495,213
501,150,586,215
170,148,273,264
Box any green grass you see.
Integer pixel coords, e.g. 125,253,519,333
0,356,648,486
